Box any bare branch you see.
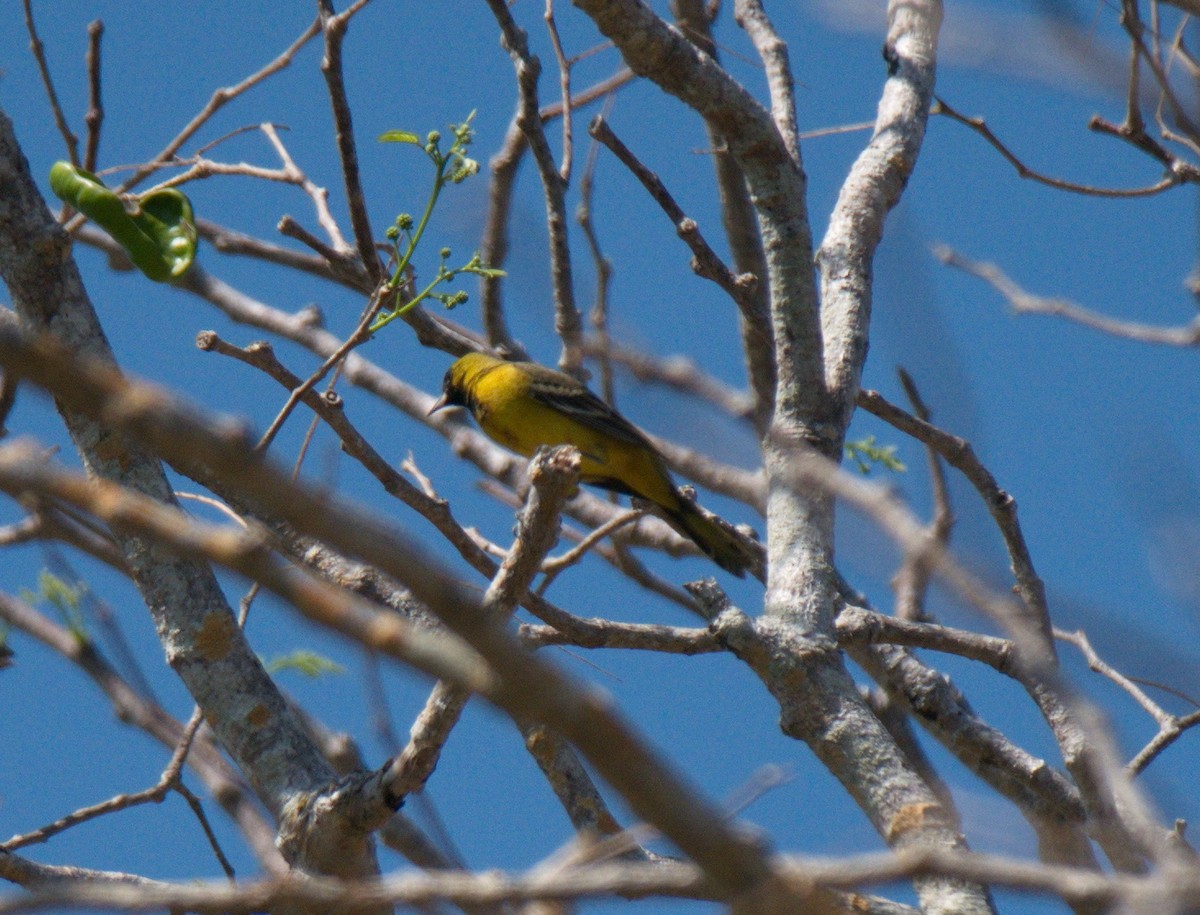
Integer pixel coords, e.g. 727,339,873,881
0,591,284,872
543,0,575,181
21,0,80,167
82,20,104,173
478,68,634,358
889,369,954,622
316,0,382,280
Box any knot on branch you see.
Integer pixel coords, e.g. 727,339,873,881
885,800,958,844
516,444,581,549
528,443,582,491
709,608,840,684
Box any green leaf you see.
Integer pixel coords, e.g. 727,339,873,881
844,435,907,475
378,130,422,145
265,650,345,678
49,161,196,282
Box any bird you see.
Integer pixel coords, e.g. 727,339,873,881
430,351,761,579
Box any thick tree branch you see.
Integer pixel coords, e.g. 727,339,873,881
0,107,380,884
818,0,943,424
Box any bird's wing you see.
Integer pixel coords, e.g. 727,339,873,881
525,371,657,450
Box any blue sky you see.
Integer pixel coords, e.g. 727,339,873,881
1,2,1198,913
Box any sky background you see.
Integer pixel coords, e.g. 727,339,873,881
1,2,1198,913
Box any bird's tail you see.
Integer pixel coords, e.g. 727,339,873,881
662,494,765,582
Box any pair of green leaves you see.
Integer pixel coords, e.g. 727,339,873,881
49,161,197,282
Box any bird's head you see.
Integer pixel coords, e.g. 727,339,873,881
428,351,499,416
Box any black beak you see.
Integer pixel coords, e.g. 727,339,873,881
428,391,453,416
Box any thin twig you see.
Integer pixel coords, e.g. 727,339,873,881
478,68,634,356
254,288,384,452
0,502,123,571
582,336,756,421
1127,709,1200,777
42,544,153,698
82,20,104,173
260,122,351,252
478,479,702,614
483,0,582,374
196,218,366,287
890,368,954,622
733,0,800,164
22,0,80,166
278,214,349,266
317,0,383,282
382,447,579,800
855,383,1053,658
537,506,644,593
935,97,1185,198
576,96,617,405
1055,627,1171,725
479,118,526,355
1121,0,1200,150
588,117,764,340
106,17,321,198
4,707,234,878
934,244,1200,346
544,0,574,181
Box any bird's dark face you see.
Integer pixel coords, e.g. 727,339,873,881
428,367,467,415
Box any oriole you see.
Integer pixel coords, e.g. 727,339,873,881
430,352,761,579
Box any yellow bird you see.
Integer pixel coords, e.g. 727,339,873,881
430,351,761,580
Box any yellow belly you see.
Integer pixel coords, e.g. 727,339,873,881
474,369,677,508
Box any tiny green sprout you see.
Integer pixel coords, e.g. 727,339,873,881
385,225,400,240
844,435,906,475
447,290,469,307
461,252,507,280
452,112,476,145
371,110,498,333
22,569,89,643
